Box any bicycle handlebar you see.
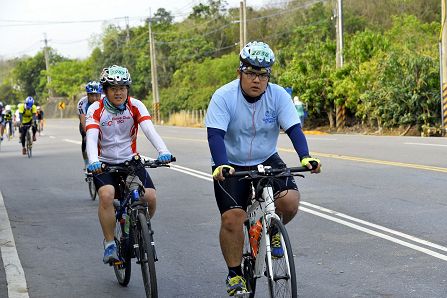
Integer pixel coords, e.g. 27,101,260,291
104,156,176,173
223,163,315,179
85,155,176,176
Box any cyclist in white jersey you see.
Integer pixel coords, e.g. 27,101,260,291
205,41,321,296
86,65,173,264
77,81,102,169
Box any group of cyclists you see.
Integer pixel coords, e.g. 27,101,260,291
0,98,44,155
81,41,321,296
4,40,321,296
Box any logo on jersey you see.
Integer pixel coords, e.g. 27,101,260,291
100,115,131,126
262,110,277,124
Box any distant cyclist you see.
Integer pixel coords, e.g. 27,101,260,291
0,102,4,141
2,105,13,139
77,81,102,169
205,41,321,296
36,106,44,132
18,96,37,155
86,65,174,264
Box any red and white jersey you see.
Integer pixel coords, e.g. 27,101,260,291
85,96,169,164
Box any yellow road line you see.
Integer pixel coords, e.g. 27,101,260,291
162,136,447,173
279,147,447,173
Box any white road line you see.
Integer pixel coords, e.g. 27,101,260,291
404,142,447,147
300,206,447,261
0,192,29,298
301,201,447,252
166,165,447,261
63,139,81,145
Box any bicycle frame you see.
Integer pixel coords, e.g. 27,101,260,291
244,165,288,281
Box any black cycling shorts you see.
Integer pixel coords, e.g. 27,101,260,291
212,153,298,215
93,163,155,196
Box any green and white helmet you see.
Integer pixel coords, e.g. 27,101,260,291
239,41,275,69
99,65,132,86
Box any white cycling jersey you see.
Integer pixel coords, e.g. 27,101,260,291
76,96,89,116
77,94,105,116
85,96,170,164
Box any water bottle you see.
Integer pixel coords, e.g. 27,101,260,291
126,174,143,203
131,189,139,202
249,220,262,257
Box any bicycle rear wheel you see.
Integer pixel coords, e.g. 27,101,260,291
266,217,297,298
113,218,132,286
137,212,157,298
242,221,257,298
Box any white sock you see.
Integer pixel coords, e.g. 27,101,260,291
105,240,115,248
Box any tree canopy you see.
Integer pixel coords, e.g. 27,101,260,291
0,0,442,131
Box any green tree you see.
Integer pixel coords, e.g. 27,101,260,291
46,60,90,101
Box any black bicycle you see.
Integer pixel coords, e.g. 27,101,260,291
84,171,97,200
23,124,33,158
96,155,175,298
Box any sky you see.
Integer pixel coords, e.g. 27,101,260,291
0,0,270,60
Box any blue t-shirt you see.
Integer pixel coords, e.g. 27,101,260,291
205,79,300,166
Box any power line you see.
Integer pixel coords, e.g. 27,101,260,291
155,22,237,45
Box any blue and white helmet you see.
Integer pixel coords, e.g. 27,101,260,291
239,41,275,69
25,96,34,109
99,65,132,87
85,81,102,94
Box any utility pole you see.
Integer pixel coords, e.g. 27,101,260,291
441,0,447,135
243,0,247,45
239,1,245,50
125,16,130,44
43,33,53,99
148,11,160,123
334,0,345,130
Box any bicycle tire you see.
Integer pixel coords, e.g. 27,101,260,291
26,130,32,158
137,212,158,298
266,217,297,298
113,218,132,286
242,222,257,298
88,181,97,200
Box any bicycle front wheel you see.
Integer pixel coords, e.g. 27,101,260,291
26,131,32,158
266,217,297,298
137,212,157,298
113,219,132,286
242,221,257,298
88,180,97,200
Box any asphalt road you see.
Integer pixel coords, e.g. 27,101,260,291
0,119,446,297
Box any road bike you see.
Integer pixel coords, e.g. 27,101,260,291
37,119,42,135
88,155,175,298
23,124,33,158
224,163,316,298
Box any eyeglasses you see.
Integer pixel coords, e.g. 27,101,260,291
242,70,270,81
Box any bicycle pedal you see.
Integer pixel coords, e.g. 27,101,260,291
112,260,123,266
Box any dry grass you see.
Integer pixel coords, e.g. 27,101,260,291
167,110,205,128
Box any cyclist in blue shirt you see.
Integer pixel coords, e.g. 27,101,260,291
77,81,102,169
205,41,321,296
